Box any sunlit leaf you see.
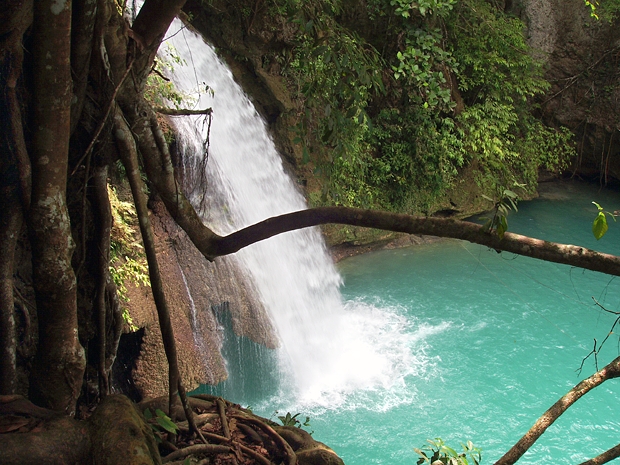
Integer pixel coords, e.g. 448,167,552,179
593,212,608,240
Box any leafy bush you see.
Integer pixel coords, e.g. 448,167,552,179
257,0,574,213
108,185,150,330
415,438,482,465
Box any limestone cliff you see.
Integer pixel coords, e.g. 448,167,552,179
518,0,620,182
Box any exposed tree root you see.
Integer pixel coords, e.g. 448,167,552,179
141,394,344,465
1,393,323,464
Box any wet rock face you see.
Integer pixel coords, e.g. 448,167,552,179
517,0,620,181
117,198,278,400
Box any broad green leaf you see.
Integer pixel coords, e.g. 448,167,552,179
156,415,178,434
593,212,608,240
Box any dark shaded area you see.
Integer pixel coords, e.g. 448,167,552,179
111,328,145,402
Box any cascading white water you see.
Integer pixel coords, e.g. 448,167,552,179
160,19,419,407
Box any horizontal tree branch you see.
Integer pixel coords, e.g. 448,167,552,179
207,207,620,277
155,107,212,116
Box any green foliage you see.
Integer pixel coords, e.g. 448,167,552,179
271,0,573,213
444,0,571,194
109,185,150,330
511,120,573,184
279,1,385,206
449,0,549,102
584,0,620,20
592,201,617,240
144,408,179,442
481,188,520,239
367,106,463,212
390,0,456,18
415,438,482,465
274,411,313,433
365,0,570,212
393,27,455,111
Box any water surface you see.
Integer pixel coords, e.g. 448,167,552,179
248,181,620,464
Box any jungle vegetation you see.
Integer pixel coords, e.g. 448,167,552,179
1,0,620,464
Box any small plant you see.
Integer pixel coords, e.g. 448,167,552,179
144,408,179,442
274,411,313,434
592,201,617,240
482,188,520,239
415,438,482,465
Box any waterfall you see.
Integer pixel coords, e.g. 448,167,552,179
160,19,415,408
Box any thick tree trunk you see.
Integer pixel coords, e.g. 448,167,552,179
0,0,31,395
27,0,85,414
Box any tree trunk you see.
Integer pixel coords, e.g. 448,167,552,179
113,103,181,412
0,176,21,395
27,0,85,414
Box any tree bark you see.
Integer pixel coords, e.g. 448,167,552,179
130,0,188,87
113,103,181,412
155,108,212,116
495,355,620,465
27,0,85,414
0,177,21,395
120,99,221,256
207,207,620,277
93,166,112,396
132,134,620,277
0,0,32,396
578,443,620,465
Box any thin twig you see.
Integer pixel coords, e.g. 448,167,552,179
541,45,620,106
